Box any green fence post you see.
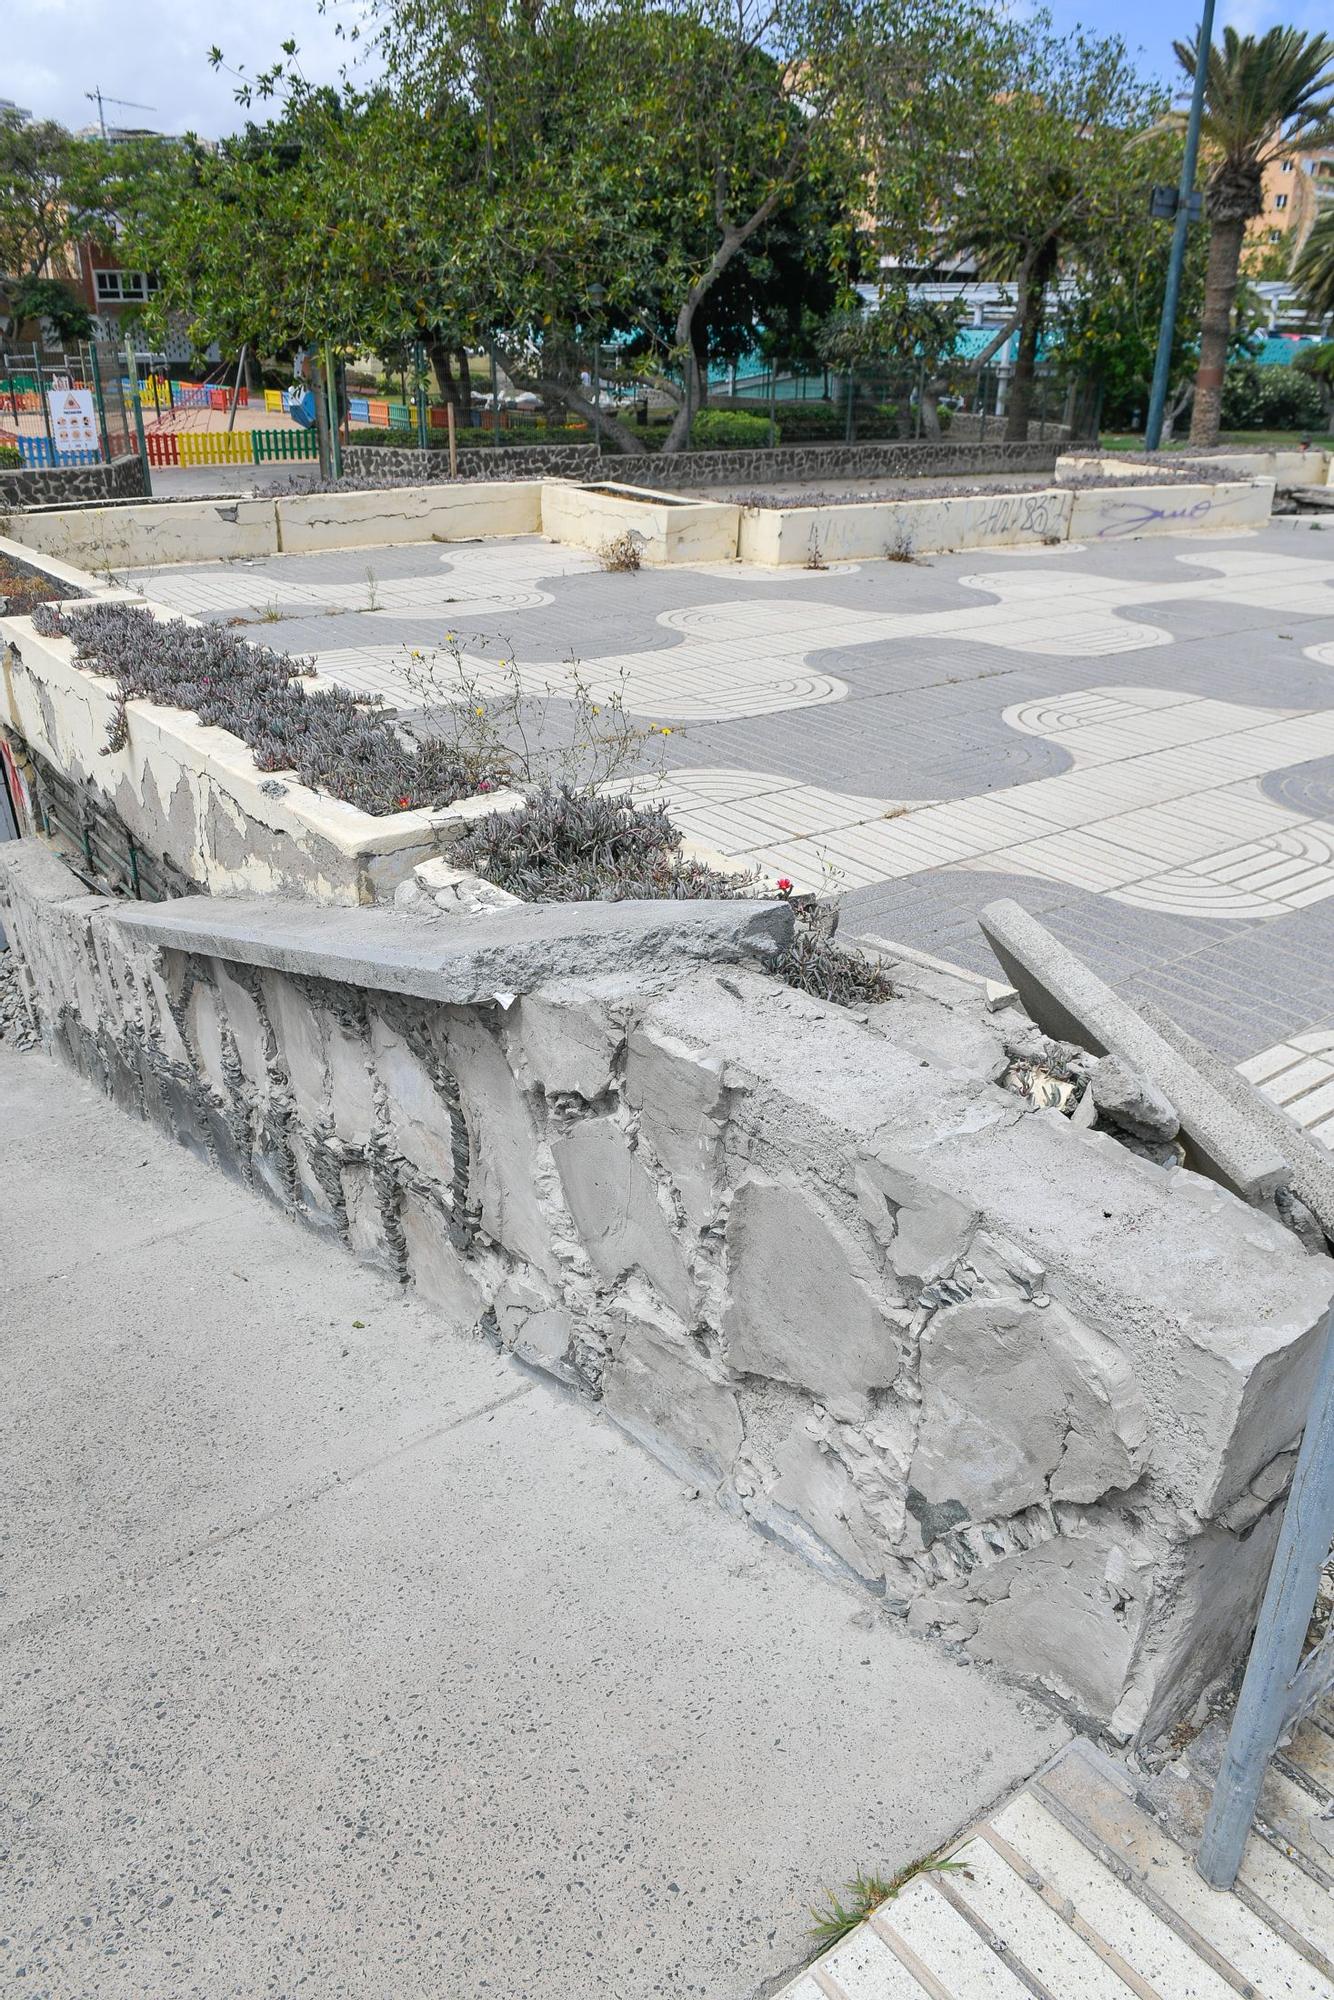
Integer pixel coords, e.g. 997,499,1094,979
33,350,57,465
124,340,153,497
414,341,428,450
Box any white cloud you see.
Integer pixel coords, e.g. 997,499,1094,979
6,0,375,139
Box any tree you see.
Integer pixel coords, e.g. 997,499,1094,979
817,288,964,434
1295,211,1334,325
362,0,964,450
1171,26,1334,446
3,274,94,344
0,111,118,295
914,18,1161,441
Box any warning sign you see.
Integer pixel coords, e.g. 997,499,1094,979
47,388,99,455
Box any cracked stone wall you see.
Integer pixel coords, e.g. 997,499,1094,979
4,839,1330,1747
340,439,1062,491
0,454,147,509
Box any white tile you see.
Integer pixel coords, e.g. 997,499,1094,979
817,1923,930,1999
877,1881,1035,1997
991,1797,1239,2000
949,1838,1141,1998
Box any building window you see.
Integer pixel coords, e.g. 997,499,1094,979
1274,193,1289,211
1269,229,1283,242
92,269,158,301
1282,159,1295,173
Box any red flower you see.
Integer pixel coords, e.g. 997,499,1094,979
478,779,492,793
395,794,412,808
776,877,793,894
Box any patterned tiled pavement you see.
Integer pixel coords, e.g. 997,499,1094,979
126,518,1334,1067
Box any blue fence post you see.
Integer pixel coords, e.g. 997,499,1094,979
1198,1302,1334,1888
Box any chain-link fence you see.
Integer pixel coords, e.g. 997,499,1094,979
337,337,1080,456
1,342,142,468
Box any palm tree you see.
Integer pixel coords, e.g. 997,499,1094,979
1294,212,1334,324
1173,26,1334,446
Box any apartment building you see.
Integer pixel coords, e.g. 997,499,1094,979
1250,147,1334,263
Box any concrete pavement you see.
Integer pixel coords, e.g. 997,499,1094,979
0,1043,1066,2000
122,520,1334,1066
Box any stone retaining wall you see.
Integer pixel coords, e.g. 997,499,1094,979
339,438,1062,491
341,443,599,483
609,438,1064,490
4,833,1330,1745
0,454,147,510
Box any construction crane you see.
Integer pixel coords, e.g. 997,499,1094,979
85,89,157,141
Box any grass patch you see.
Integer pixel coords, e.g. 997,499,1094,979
808,1855,971,1948
1100,430,1334,452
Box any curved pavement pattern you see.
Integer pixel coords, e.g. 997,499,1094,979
125,521,1334,1065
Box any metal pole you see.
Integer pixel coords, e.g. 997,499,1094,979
323,341,341,480
1145,0,1216,451
226,343,246,433
414,340,428,450
1197,1305,1334,1888
34,351,56,465
124,338,153,498
591,336,601,457
87,344,112,463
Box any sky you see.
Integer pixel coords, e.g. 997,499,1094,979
4,0,1332,142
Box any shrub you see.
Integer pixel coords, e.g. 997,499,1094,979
0,443,20,469
1220,361,1324,433
453,784,755,901
30,601,489,817
689,408,778,451
455,786,899,1008
597,531,643,571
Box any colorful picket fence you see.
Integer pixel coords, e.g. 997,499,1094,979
10,435,101,467
144,428,320,467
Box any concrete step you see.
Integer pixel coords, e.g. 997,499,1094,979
780,1734,1334,2000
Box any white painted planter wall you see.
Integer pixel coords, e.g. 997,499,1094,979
0,608,521,903
539,480,740,563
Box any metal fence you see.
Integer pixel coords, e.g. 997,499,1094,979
0,341,149,468
1198,1305,1334,1887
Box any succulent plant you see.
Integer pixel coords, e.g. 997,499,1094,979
34,601,479,817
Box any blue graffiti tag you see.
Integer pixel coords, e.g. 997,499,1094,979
1095,496,1215,539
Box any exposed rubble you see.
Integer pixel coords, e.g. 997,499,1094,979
3,837,1329,1748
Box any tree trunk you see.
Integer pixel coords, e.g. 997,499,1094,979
488,340,644,453
429,336,458,409
1005,264,1046,442
919,381,942,440
455,348,473,418
1189,214,1247,447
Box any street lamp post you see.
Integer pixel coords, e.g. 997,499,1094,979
588,283,606,456
1144,0,1217,451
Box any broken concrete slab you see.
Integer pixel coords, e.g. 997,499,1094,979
0,1046,1068,2000
1137,997,1334,1246
8,837,1333,1745
978,898,1288,1205
1090,1054,1180,1143
109,889,794,1006
721,1177,901,1420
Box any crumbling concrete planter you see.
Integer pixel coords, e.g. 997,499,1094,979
2,481,545,571
275,480,542,553
0,607,520,904
736,477,1274,565
3,495,280,569
4,834,1329,1747
539,480,741,563
737,489,1075,565
1067,480,1275,542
